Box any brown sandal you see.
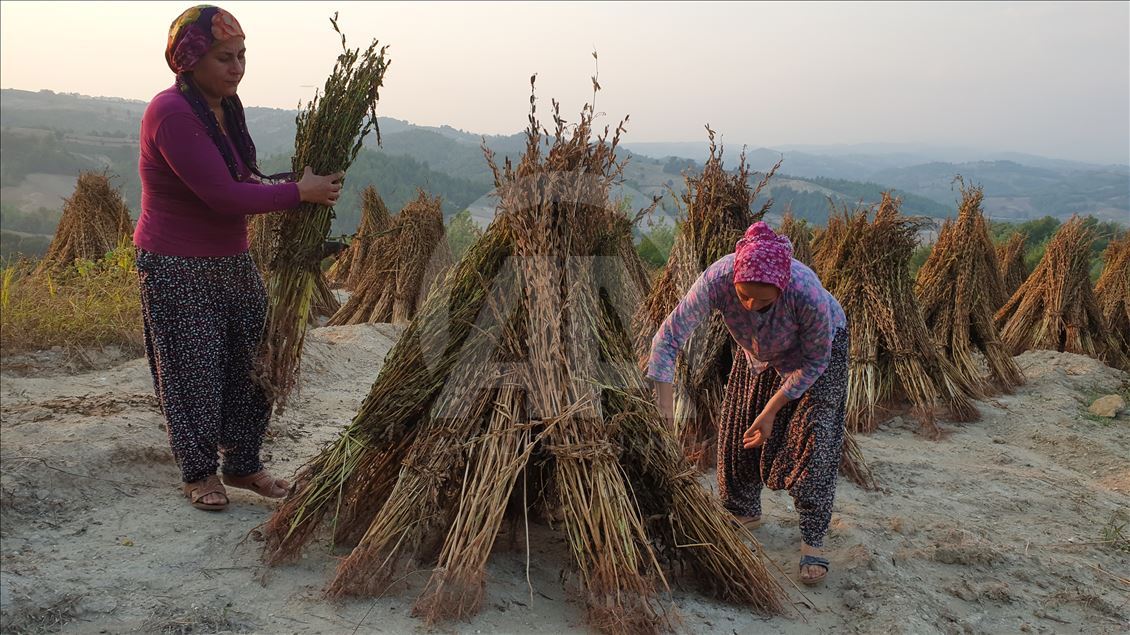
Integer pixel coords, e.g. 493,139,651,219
183,475,229,511
222,471,289,499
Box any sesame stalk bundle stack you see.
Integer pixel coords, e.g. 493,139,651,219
260,83,787,633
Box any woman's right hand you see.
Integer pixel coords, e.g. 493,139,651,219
296,166,345,206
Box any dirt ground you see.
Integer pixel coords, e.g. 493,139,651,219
2,324,1128,634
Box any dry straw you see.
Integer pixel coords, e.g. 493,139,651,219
246,213,276,274
996,231,1029,305
812,193,979,437
1093,233,1129,368
310,272,341,320
996,217,1128,369
35,171,132,275
915,180,1024,395
260,79,787,633
327,189,450,326
326,185,393,289
777,210,813,266
256,15,390,407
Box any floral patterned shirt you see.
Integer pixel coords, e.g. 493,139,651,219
647,254,847,399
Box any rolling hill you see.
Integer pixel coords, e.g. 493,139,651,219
2,87,1124,261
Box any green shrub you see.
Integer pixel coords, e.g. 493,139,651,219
1,243,142,359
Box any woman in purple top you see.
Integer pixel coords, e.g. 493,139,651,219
648,221,848,585
136,5,343,512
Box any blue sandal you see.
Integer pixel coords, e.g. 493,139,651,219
799,554,829,585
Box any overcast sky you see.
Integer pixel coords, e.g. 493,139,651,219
2,1,1127,164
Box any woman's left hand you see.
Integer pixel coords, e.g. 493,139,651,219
743,408,776,449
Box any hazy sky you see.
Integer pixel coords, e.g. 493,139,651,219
2,1,1127,164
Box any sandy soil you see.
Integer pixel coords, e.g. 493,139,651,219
2,324,1128,634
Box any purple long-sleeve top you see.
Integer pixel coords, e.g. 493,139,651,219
133,85,300,257
647,254,847,400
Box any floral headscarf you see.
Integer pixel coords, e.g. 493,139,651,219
733,221,794,291
166,5,245,73
164,6,289,183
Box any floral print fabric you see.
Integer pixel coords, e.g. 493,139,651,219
166,5,245,74
733,221,794,290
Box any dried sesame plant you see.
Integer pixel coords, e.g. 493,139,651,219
260,78,787,634
255,15,390,407
915,180,1024,394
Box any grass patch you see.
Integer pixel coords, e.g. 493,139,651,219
1,243,142,362
1101,509,1130,554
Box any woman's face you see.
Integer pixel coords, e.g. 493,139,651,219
735,281,780,312
192,37,246,104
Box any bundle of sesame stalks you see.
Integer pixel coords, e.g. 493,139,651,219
777,210,813,266
260,81,787,633
327,189,451,325
35,171,133,274
995,217,1128,369
247,213,339,322
256,15,390,407
996,232,1029,305
310,271,341,320
635,127,773,467
915,180,1024,395
813,193,979,437
326,185,393,289
1093,233,1129,368
246,213,277,274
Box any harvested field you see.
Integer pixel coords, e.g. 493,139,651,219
3,326,1127,634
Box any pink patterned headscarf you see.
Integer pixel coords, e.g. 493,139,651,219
165,5,245,74
733,221,794,291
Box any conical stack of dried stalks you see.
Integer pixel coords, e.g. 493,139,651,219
256,17,390,408
635,127,771,468
778,210,813,266
1094,234,1129,368
812,193,980,437
996,217,1128,369
326,185,393,289
327,190,451,325
996,232,1029,305
35,171,132,274
310,271,341,319
260,82,787,633
915,181,1024,395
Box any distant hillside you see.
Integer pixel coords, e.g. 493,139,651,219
625,141,1129,223
870,161,1130,222
4,87,1124,256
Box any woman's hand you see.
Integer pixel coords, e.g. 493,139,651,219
297,166,345,206
743,407,777,449
654,381,674,427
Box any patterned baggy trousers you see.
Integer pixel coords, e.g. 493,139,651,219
716,328,849,548
136,249,272,484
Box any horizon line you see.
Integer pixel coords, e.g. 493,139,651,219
3,84,1128,169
